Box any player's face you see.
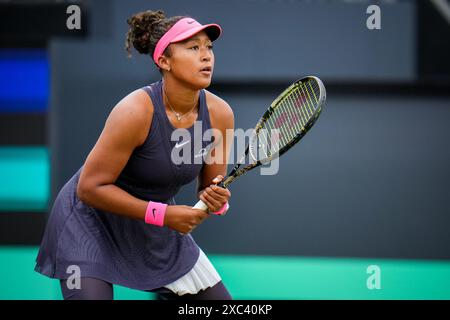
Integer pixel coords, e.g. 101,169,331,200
165,31,215,90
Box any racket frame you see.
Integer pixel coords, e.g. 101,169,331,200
193,75,326,212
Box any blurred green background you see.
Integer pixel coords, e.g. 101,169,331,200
1,246,450,299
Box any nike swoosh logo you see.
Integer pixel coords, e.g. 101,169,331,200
187,20,195,24
152,208,156,219
175,140,190,148
194,148,208,158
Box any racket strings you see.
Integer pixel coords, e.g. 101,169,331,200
258,79,320,156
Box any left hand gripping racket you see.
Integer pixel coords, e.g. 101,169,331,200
193,75,326,213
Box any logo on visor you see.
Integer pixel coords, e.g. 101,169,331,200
187,20,195,24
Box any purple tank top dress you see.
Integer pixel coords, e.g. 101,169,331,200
34,80,213,291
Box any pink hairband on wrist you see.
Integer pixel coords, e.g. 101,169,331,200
211,201,229,216
145,201,168,227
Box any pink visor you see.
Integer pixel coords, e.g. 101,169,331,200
153,17,222,66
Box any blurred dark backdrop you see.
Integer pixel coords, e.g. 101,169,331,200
1,0,449,260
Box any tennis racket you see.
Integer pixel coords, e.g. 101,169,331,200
193,75,326,213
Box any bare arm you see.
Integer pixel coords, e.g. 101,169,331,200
76,89,208,233
76,89,152,220
197,92,235,211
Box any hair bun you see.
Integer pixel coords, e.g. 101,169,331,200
126,10,166,55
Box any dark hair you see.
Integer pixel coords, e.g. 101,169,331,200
125,10,185,61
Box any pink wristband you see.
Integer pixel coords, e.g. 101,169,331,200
145,201,168,227
211,202,230,216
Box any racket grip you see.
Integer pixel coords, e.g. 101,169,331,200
178,200,209,236
193,200,209,211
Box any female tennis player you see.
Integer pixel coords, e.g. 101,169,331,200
34,10,234,300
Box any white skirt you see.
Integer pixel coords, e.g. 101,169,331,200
163,248,222,296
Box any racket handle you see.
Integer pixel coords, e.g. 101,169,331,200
193,199,209,211
178,200,208,236
178,200,209,236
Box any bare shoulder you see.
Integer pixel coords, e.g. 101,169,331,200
107,87,154,146
204,89,234,129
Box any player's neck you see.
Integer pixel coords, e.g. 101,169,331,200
162,77,200,114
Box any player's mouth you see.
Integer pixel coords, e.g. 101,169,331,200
200,66,212,76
